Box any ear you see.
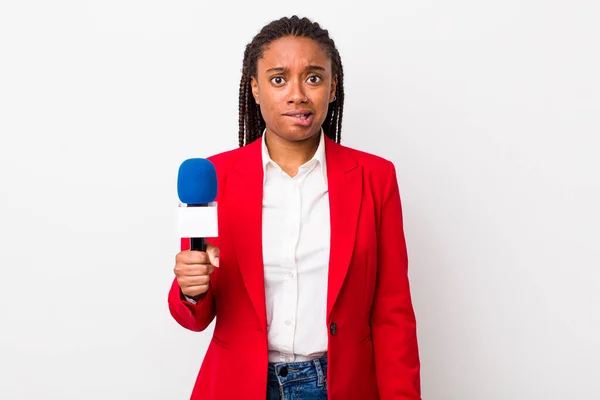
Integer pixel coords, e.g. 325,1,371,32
250,76,260,105
329,74,338,103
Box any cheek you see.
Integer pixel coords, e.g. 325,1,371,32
316,86,333,106
316,96,331,116
261,96,283,119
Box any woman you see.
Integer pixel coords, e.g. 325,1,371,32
168,15,421,399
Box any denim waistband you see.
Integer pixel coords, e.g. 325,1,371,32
268,354,328,387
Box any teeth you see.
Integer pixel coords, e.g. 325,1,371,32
290,113,310,119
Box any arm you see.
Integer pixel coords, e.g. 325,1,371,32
167,237,217,332
372,161,421,399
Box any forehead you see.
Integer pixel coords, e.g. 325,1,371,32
258,36,331,71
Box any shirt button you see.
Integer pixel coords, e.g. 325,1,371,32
285,320,292,326
330,322,338,336
288,272,294,279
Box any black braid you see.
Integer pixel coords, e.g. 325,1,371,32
237,15,345,147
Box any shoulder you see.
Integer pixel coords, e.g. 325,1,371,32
331,140,396,180
206,139,261,176
331,142,402,210
206,143,249,168
343,145,392,169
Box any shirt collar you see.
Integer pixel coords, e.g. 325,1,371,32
261,128,328,182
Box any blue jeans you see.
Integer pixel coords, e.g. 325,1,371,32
266,355,328,399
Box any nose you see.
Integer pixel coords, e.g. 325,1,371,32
287,78,307,104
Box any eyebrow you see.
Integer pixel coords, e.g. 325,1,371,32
265,65,327,73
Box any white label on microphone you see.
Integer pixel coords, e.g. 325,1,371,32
177,204,218,238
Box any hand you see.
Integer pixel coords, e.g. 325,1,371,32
174,244,220,298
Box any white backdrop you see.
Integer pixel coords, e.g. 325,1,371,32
1,1,599,399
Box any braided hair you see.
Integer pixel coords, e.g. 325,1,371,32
238,15,345,147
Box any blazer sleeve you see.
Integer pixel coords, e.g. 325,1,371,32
371,161,421,399
167,237,217,332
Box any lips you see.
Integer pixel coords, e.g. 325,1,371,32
284,110,314,127
284,110,313,118
290,113,310,119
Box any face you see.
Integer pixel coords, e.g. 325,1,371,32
251,36,337,143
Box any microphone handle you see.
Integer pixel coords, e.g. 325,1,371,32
190,237,207,252
188,203,209,252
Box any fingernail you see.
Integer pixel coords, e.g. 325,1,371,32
214,257,220,268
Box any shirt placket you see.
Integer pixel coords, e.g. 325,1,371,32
280,175,302,363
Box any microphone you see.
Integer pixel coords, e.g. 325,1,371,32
177,158,218,252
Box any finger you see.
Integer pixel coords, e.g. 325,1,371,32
206,263,215,274
175,263,212,276
206,245,220,268
180,275,210,287
182,284,209,297
179,250,209,265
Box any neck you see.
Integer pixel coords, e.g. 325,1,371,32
264,129,320,178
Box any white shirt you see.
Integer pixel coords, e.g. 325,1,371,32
261,130,331,363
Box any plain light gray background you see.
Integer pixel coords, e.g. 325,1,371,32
1,1,599,399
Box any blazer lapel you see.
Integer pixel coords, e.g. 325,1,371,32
228,139,267,333
226,136,361,329
325,137,362,319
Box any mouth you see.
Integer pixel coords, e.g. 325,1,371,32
284,111,314,126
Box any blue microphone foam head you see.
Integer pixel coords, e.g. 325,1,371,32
177,158,217,205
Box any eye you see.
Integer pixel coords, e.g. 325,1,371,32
270,76,285,86
307,75,322,84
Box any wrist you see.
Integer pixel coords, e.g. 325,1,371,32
181,289,206,304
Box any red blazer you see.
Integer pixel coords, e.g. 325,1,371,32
168,136,421,399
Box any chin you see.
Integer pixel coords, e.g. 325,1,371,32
285,129,320,142
280,124,322,140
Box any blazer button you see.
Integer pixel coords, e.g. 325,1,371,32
329,322,337,336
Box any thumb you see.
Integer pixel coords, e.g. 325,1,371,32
206,244,220,268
